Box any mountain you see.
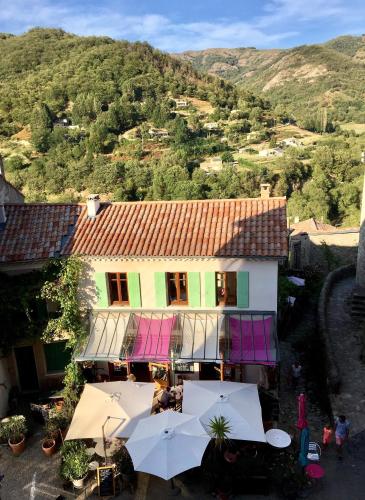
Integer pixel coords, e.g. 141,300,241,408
0,28,228,135
176,36,365,124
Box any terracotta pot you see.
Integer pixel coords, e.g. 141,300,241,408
55,401,64,412
42,438,56,457
72,475,87,489
8,434,26,456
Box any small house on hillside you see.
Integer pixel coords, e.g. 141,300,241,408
259,148,283,158
204,122,219,131
289,217,359,271
280,137,302,148
173,99,188,109
148,128,169,139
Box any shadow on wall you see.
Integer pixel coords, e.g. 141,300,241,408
289,232,359,274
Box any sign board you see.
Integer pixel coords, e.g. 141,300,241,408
97,465,115,497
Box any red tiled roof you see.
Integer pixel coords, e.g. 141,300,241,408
0,198,288,263
65,198,287,258
290,218,336,235
0,204,81,262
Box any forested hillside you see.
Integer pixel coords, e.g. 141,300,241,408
178,36,365,126
0,29,364,229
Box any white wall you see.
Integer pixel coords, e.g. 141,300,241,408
81,257,278,312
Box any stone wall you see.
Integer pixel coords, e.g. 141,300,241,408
290,231,359,272
317,264,355,394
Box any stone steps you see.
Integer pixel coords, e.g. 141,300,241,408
351,292,365,320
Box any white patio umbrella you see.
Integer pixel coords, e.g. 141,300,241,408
65,381,155,440
125,411,211,480
183,380,266,442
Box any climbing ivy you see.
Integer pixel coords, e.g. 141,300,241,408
41,256,87,349
41,256,87,413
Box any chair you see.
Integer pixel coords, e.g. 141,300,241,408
307,442,321,462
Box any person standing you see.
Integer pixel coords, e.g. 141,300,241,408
335,415,350,459
322,424,333,449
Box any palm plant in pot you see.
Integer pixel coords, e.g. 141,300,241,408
60,440,90,489
42,417,59,457
3,415,27,456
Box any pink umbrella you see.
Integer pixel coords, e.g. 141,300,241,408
297,393,308,430
305,464,325,479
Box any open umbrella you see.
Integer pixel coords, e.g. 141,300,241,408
183,380,266,442
297,393,308,430
65,381,155,440
125,411,210,480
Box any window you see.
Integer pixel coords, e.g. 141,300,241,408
108,273,129,305
167,272,188,305
44,341,71,373
216,272,237,306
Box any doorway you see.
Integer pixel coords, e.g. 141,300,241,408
129,362,151,382
14,346,39,392
199,362,221,380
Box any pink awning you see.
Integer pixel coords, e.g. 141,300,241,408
227,316,276,365
127,315,176,361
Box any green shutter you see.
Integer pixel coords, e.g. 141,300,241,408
94,272,109,308
44,341,71,373
205,272,216,307
155,272,167,307
237,271,249,308
188,272,201,307
128,272,141,307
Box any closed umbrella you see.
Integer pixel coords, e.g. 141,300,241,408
297,393,308,430
298,427,309,467
125,411,210,480
65,381,155,440
183,380,266,442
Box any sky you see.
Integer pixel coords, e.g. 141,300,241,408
0,0,365,52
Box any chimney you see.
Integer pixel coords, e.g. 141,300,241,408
260,183,271,199
0,155,4,179
0,205,6,228
86,194,100,218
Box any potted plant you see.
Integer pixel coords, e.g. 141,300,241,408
42,417,58,457
60,440,90,489
48,408,70,441
208,416,231,450
3,415,27,456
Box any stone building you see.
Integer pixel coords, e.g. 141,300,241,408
289,218,359,272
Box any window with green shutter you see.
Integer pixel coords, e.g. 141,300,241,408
204,272,216,307
187,272,201,307
94,272,109,308
155,272,167,307
237,271,249,308
127,272,141,307
44,341,71,373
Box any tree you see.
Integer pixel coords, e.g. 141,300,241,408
221,151,234,163
30,103,53,152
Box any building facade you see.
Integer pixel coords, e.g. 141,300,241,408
0,195,287,416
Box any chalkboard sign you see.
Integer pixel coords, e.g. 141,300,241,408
97,465,115,497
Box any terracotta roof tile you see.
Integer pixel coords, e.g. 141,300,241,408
0,198,288,263
0,204,81,263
